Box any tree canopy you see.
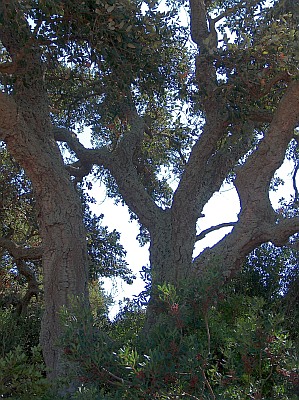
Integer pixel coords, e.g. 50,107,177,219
0,0,298,389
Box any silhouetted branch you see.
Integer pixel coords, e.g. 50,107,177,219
196,222,236,242
292,161,299,202
15,259,40,316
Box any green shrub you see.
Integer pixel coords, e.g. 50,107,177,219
0,345,50,399
58,285,299,400
0,307,41,358
1,280,297,399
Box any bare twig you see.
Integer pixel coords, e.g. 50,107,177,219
292,161,299,202
200,367,216,400
196,222,236,242
213,1,248,24
102,367,127,385
204,312,211,355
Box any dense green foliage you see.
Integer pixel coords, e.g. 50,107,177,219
52,243,298,399
1,243,298,398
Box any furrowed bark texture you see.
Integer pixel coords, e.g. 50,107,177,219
0,4,88,378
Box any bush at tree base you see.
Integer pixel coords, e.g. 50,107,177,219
57,282,299,399
0,250,298,399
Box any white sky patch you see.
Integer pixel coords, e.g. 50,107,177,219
194,183,240,256
88,183,149,317
270,159,297,207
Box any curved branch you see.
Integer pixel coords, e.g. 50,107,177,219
15,259,40,316
106,116,165,230
0,237,42,260
0,235,41,314
54,123,163,230
53,127,90,155
235,80,299,224
196,222,236,242
292,161,299,202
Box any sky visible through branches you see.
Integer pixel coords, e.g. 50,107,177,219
73,0,296,317
1,0,288,322
79,121,296,317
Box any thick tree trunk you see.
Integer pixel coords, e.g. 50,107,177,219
4,121,89,379
38,169,89,379
145,209,196,329
11,138,89,380
0,6,89,374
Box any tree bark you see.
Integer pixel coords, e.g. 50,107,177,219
0,4,89,379
0,92,89,379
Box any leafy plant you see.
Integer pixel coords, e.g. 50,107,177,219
57,278,299,399
0,345,49,399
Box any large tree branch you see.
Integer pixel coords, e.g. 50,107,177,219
172,117,254,254
0,237,43,260
232,80,299,247
101,115,166,231
172,0,233,225
0,91,18,140
179,1,295,238
235,80,299,224
189,0,209,46
194,211,299,271
270,216,299,247
193,80,299,289
54,122,164,230
53,127,91,155
168,119,252,277
189,0,221,104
